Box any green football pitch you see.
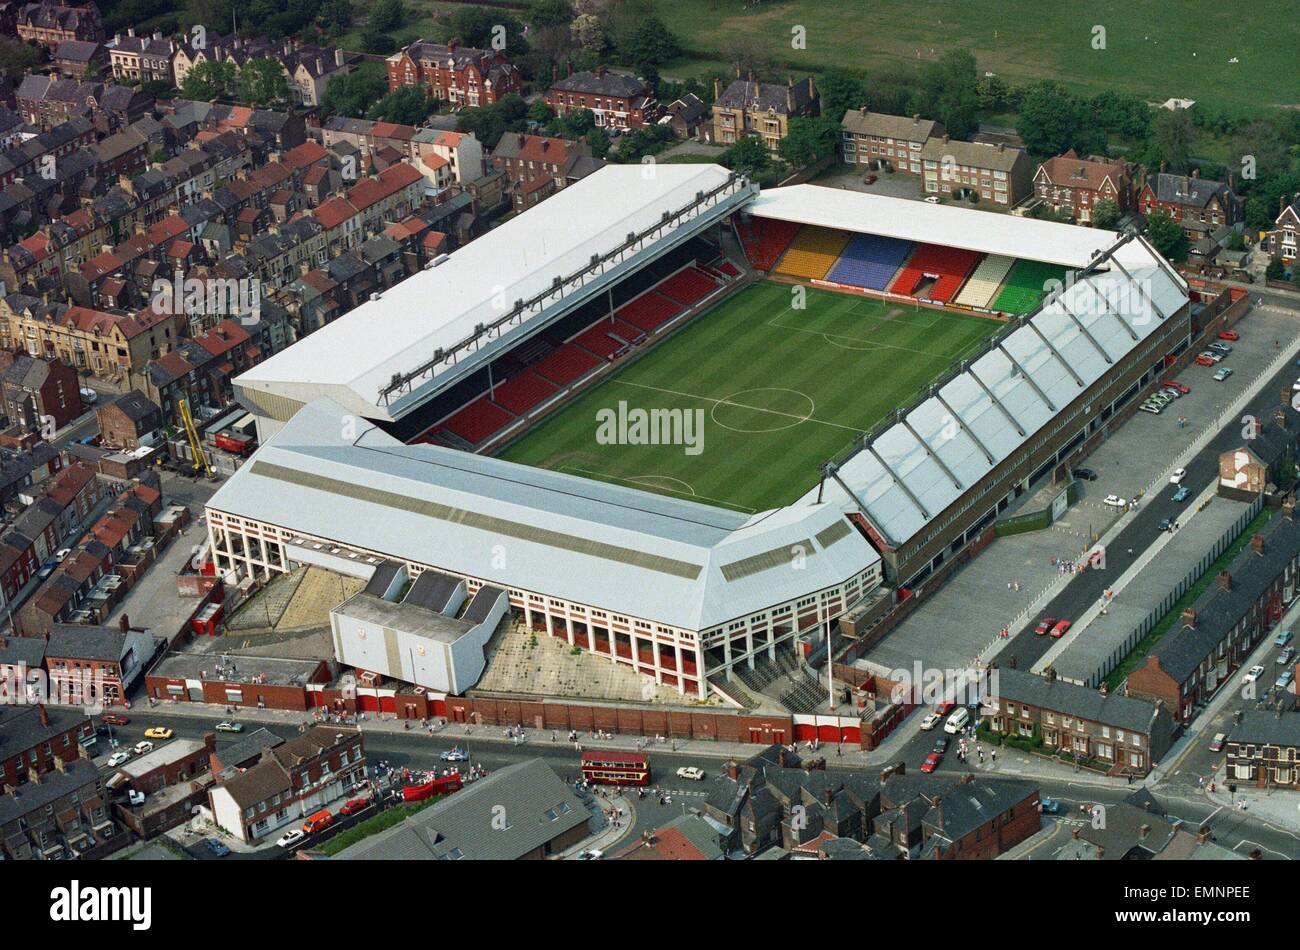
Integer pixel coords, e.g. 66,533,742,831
497,281,1002,514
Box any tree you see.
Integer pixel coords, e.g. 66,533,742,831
587,125,610,159
528,99,555,124
1148,107,1193,173
620,15,679,73
720,35,771,80
455,93,528,149
722,136,770,177
1266,256,1287,281
817,69,867,124
1091,198,1121,231
452,7,526,53
321,61,388,118
528,0,573,29
360,26,396,55
370,85,430,124
571,12,607,58
369,0,405,34
0,37,41,80
1089,90,1151,140
975,74,1009,112
1016,80,1084,157
180,59,237,101
318,0,354,35
241,57,288,107
1145,209,1189,262
778,116,839,168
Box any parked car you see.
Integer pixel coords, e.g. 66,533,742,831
127,789,146,806
1213,367,1233,382
1103,494,1127,508
924,195,940,204
276,829,306,848
100,713,129,726
1243,665,1266,684
1162,380,1190,394
1278,647,1296,666
1050,619,1072,639
1158,517,1174,532
1034,617,1057,636
1218,330,1240,341
1276,629,1292,648
215,721,242,733
919,712,942,731
339,797,371,816
1072,467,1097,481
676,766,706,781
935,701,955,717
1040,797,1062,814
203,837,231,857
577,849,604,860
1208,733,1226,752
1159,385,1182,398
132,741,154,755
1172,486,1190,502
439,747,469,762
1275,670,1294,691
1169,468,1186,484
1208,341,1233,354
143,727,172,740
1195,352,1220,366
107,751,131,767
932,735,948,753
78,387,97,405
920,751,943,773
863,174,878,184
1139,403,1162,415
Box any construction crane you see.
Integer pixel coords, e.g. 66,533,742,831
177,397,212,478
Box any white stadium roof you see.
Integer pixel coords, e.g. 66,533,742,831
236,164,749,423
748,185,1120,269
798,233,1189,551
207,399,880,632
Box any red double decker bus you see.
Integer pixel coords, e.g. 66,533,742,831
580,751,650,786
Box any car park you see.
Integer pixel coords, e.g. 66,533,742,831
1243,665,1266,684
919,712,942,730
920,751,943,773
1218,330,1239,341
676,766,706,781
1172,486,1190,502
204,838,231,857
143,727,172,740
1050,619,1072,638
1213,367,1233,381
276,829,306,848
215,721,242,733
1102,495,1127,508
1034,617,1056,636
107,751,131,767
1072,467,1097,481
1278,647,1296,666
1275,629,1292,648
132,741,154,755
1275,670,1294,691
1208,733,1226,752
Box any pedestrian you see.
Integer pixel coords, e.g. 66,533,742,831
978,751,984,763
1198,775,1204,788
990,749,996,763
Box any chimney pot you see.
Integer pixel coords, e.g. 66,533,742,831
1182,608,1197,628
1252,534,1266,555
726,759,738,781
37,704,49,727
1217,570,1232,592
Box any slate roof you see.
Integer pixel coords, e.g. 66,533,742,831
715,78,816,115
991,668,1163,733
549,70,650,100
1231,710,1300,747
0,758,100,827
1148,172,1235,210
840,109,944,142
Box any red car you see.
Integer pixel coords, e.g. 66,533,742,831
1162,380,1190,394
1034,617,1056,636
863,174,878,184
339,797,370,816
920,752,943,774
1195,354,1216,366
1050,619,1073,638
935,701,956,717
1218,330,1240,341
100,713,130,726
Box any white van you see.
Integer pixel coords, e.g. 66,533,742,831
943,707,970,734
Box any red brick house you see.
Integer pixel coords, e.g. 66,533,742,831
43,622,161,707
1033,149,1134,224
0,352,83,433
385,39,521,107
544,66,658,130
490,133,596,213
15,1,105,47
0,704,94,789
1265,197,1299,265
1138,168,1242,239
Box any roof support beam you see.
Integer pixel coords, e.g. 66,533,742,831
865,443,930,522
1108,254,1168,325
1023,316,1084,387
1056,296,1113,365
967,363,1025,437
899,413,962,491
996,342,1056,413
1078,273,1138,342
933,389,995,465
823,462,896,549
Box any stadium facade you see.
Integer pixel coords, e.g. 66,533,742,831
209,165,1191,701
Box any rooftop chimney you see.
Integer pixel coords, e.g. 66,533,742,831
119,613,130,632
1252,534,1266,556
1139,823,1150,839
726,759,738,781
37,704,49,727
1044,665,1057,684
596,64,606,78
1182,608,1197,629
1192,168,1200,178
1217,570,1232,592
1284,495,1296,520
824,787,834,805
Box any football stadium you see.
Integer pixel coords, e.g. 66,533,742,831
212,164,1191,703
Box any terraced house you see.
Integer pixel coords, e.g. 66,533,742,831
1226,711,1300,789
840,110,945,176
921,135,1031,207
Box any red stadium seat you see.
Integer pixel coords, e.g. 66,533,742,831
490,371,559,415
438,397,515,444
888,244,982,302
533,345,600,385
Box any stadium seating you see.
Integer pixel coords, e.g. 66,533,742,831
825,233,915,290
740,217,801,270
992,259,1069,314
490,371,559,416
888,244,982,302
616,289,681,333
533,344,600,386
574,324,624,358
657,266,720,306
718,260,740,278
439,397,515,445
775,226,853,280
953,254,1016,308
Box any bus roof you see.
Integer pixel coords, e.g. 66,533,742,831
581,751,647,766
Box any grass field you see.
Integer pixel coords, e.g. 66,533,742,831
649,0,1293,112
497,281,1001,513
